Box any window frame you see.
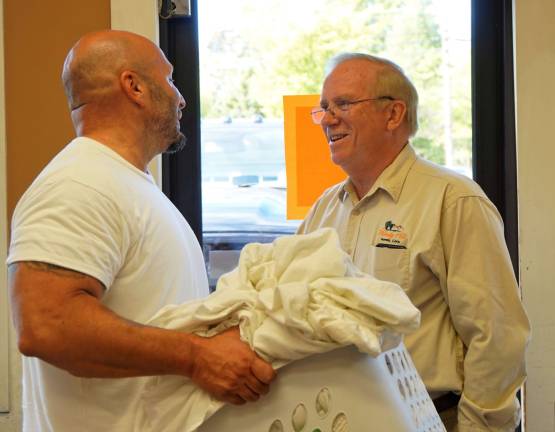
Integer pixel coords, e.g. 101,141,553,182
159,5,203,242
471,0,519,273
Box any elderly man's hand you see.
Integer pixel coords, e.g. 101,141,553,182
188,327,276,405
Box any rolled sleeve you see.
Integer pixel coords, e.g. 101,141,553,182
8,179,129,289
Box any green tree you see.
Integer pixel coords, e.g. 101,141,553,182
199,0,472,167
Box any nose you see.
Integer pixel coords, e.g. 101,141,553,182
178,94,186,110
320,108,339,127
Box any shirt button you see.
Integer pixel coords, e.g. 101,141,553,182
352,209,360,216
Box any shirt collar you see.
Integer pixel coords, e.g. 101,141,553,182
339,144,417,204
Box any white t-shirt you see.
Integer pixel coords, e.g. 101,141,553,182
8,137,209,431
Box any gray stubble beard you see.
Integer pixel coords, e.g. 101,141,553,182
164,131,187,154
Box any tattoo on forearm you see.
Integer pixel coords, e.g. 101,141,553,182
24,261,88,279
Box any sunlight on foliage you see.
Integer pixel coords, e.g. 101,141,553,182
199,0,471,169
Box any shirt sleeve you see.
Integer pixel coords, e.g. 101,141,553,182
8,179,130,289
296,207,315,235
440,195,530,431
296,193,327,235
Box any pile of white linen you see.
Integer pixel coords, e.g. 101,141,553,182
134,228,420,432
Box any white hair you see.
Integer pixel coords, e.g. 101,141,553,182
326,53,419,136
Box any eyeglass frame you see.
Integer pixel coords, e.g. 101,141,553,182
310,96,395,124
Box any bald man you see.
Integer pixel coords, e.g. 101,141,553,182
8,30,275,431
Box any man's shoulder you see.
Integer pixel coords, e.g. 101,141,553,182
47,137,141,179
313,180,348,205
410,157,487,202
13,138,161,230
34,138,154,202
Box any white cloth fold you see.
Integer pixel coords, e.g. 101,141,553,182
135,228,420,432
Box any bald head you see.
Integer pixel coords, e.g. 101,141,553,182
62,30,162,110
60,30,187,168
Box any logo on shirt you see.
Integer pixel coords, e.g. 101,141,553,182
384,220,403,232
376,220,408,249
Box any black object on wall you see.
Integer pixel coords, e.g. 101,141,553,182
159,0,203,244
472,0,519,275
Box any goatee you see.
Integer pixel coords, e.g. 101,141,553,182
164,132,187,154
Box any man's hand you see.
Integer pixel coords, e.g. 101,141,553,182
189,327,276,405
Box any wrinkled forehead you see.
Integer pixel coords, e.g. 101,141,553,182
321,60,379,100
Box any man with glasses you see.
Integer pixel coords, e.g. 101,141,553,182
298,53,529,431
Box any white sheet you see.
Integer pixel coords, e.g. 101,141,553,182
134,228,420,432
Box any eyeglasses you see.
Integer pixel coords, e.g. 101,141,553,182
310,96,395,124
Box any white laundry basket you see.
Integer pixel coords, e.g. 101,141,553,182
198,343,445,432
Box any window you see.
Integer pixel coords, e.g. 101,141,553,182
160,0,517,288
193,0,472,287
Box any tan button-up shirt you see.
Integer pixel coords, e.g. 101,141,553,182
297,144,530,431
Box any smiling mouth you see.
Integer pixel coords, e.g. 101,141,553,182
329,133,348,143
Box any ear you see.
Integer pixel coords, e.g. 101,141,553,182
385,100,407,132
119,70,147,107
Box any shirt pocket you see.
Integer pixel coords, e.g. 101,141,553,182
367,245,410,291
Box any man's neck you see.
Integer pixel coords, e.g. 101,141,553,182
83,131,153,171
349,176,376,201
75,121,156,173
72,106,157,172
346,142,408,200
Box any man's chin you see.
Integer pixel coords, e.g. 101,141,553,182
330,150,346,167
164,133,187,154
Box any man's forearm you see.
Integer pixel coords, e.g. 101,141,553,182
8,261,197,378
9,261,276,404
18,289,198,378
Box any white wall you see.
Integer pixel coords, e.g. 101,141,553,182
514,1,555,431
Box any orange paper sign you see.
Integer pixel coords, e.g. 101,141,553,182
283,95,346,219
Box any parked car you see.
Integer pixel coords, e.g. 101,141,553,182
201,119,300,289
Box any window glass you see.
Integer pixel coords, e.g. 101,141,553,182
198,0,471,288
